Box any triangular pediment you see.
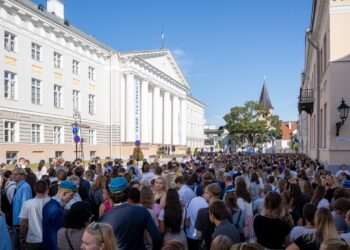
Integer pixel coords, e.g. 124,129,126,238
121,49,190,89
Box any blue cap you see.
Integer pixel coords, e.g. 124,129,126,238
109,177,128,193
59,181,77,192
343,180,350,189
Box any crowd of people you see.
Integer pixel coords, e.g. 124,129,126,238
1,153,350,250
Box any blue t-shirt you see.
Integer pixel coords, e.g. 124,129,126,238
42,198,63,250
12,180,32,225
0,216,11,250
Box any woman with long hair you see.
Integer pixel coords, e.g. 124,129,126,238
290,204,317,242
225,191,245,240
250,172,262,201
299,179,314,203
89,175,106,221
98,188,113,217
37,159,47,180
158,189,189,249
81,222,117,250
253,191,292,249
287,207,340,250
311,185,329,209
153,176,167,213
235,176,254,240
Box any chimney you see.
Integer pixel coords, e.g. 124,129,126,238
47,0,64,19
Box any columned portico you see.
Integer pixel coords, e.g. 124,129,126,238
125,73,135,142
141,80,149,143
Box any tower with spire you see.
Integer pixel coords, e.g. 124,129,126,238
259,80,274,113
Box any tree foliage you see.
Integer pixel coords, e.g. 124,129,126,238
223,101,282,149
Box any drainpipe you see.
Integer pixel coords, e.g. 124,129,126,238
306,29,320,161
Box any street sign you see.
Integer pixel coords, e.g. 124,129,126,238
73,112,80,120
74,135,80,143
72,127,79,135
135,140,141,147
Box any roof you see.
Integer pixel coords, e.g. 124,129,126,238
281,121,298,140
259,82,274,110
15,0,115,53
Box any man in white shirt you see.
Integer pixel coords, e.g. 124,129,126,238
175,176,195,207
140,164,157,185
19,180,50,249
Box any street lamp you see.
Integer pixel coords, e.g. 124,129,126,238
336,98,350,136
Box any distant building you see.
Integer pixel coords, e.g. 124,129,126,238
275,121,298,153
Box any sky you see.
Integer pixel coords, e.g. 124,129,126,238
34,0,313,126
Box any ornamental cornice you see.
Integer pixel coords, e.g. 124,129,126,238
1,0,112,59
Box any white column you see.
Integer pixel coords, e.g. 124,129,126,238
159,93,164,143
172,95,179,145
125,73,135,142
120,74,126,142
148,88,153,144
153,86,161,143
163,92,171,144
180,98,187,145
141,80,149,143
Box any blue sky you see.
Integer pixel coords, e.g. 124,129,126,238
35,0,313,126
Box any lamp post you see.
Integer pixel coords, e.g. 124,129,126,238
336,98,350,136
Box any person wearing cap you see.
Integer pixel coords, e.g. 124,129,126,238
42,181,77,250
99,177,162,250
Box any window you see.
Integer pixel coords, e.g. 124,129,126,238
31,78,41,104
53,126,63,144
4,31,16,52
54,85,63,108
4,121,17,142
31,42,41,61
6,151,18,165
90,151,96,159
88,66,95,80
54,52,62,69
72,59,80,74
89,94,95,115
31,124,42,143
72,90,80,111
55,151,63,159
88,129,96,145
4,71,16,100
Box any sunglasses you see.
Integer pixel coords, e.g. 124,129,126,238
89,222,105,243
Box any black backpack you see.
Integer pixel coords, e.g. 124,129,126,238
1,182,15,225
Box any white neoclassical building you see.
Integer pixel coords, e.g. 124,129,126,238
0,0,205,163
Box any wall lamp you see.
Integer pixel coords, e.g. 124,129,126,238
336,98,349,136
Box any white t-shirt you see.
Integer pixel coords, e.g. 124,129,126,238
187,196,208,239
317,198,330,209
290,226,315,242
178,185,195,207
19,196,51,243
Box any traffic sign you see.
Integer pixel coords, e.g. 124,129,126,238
135,140,141,147
74,135,80,143
72,127,79,135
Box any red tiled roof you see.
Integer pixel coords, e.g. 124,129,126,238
281,122,298,140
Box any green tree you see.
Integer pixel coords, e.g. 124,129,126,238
223,101,282,149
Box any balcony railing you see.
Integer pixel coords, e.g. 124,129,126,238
298,88,314,114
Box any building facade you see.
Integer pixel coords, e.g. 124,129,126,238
275,121,297,153
0,0,205,163
186,95,205,149
298,0,350,167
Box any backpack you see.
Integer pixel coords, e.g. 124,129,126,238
1,182,15,225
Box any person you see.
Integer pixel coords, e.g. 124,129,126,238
0,214,11,250
74,166,91,202
253,192,291,249
141,164,157,185
175,176,195,207
340,210,350,241
210,235,233,250
159,188,189,248
325,175,339,203
89,175,106,221
195,183,222,250
311,185,329,209
336,164,350,179
222,176,235,199
186,180,209,250
230,243,264,250
153,176,167,213
332,198,350,233
289,203,316,242
250,172,262,201
287,207,339,250
320,238,350,250
98,177,162,250
36,160,47,180
161,240,186,250
98,188,113,217
1,170,16,226
225,191,245,240
235,176,254,240
18,180,50,250
81,222,117,250
42,181,77,250
64,175,82,209
209,200,240,244
57,201,91,250
12,168,33,249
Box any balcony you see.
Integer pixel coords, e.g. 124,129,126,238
298,88,314,115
